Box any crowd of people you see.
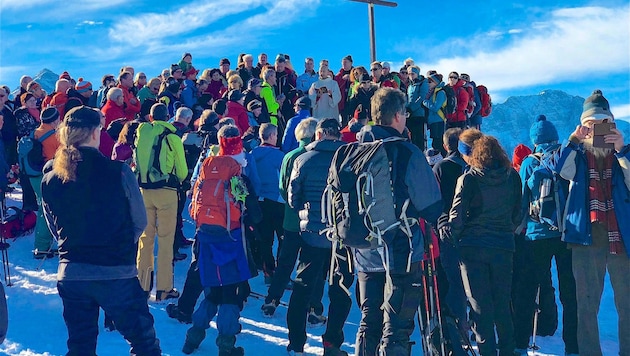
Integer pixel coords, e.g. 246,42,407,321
0,52,628,356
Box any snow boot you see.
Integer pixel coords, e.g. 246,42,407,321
216,334,244,356
307,308,327,327
166,303,192,324
261,300,277,318
182,326,206,354
323,341,348,356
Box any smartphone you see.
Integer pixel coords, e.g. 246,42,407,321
592,122,616,149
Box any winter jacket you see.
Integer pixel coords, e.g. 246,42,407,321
112,142,133,163
468,81,483,126
118,84,141,121
296,71,318,94
14,107,39,138
226,101,249,135
157,91,180,119
433,151,466,228
280,138,312,232
407,76,429,118
446,80,469,123
34,123,59,162
99,129,115,158
347,85,377,121
243,90,270,125
180,79,198,109
197,227,252,287
449,166,522,251
334,68,353,115
137,86,156,105
238,67,254,88
423,82,448,124
351,125,443,273
67,88,90,107
260,82,280,125
555,139,630,255
42,147,146,281
308,77,341,120
340,121,365,143
50,92,69,119
204,80,225,101
281,109,310,153
251,144,285,202
518,143,568,241
101,99,127,128
288,139,345,248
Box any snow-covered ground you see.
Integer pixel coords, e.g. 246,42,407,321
0,186,620,356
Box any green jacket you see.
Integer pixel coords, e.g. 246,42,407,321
137,86,156,105
280,138,312,232
260,82,279,125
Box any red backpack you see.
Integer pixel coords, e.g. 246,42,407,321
189,156,244,231
477,85,492,117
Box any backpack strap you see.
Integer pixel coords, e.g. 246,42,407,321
37,129,56,143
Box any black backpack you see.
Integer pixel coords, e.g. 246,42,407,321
439,86,457,117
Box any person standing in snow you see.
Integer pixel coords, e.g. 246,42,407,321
555,90,630,356
41,106,161,356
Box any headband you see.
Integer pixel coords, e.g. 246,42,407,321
458,141,473,156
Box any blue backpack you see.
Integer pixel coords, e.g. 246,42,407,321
526,150,566,231
17,130,56,177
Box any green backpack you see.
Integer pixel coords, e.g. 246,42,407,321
133,122,178,189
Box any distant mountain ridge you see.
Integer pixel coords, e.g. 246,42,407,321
10,68,59,98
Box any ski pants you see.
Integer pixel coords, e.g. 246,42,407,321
460,246,515,356
30,175,54,253
57,278,161,356
256,198,285,277
137,188,177,293
571,222,630,356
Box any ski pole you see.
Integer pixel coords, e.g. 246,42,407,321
529,284,541,351
428,240,447,356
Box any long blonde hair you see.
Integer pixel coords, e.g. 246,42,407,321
52,107,100,183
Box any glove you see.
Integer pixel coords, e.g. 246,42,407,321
439,225,456,245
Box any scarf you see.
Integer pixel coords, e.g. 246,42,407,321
586,151,623,254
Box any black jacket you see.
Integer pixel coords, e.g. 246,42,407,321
449,166,522,251
288,139,345,248
433,152,466,227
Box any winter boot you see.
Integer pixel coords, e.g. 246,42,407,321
182,326,206,354
216,334,244,356
166,303,192,324
307,308,327,327
156,288,180,302
261,300,278,317
323,341,348,356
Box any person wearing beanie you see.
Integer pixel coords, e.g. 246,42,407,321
380,61,401,88
243,78,270,126
178,53,193,74
555,90,630,356
171,64,183,80
512,143,532,172
281,96,312,153
406,64,430,151
27,81,46,109
31,107,62,259
421,70,447,156
41,105,161,356
246,99,263,128
512,114,578,355
347,73,378,125
334,55,355,125
66,77,94,107
226,90,249,135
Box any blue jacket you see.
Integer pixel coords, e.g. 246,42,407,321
281,109,310,153
180,79,197,109
197,227,252,287
351,125,443,273
519,143,567,241
296,71,319,94
422,82,447,125
407,77,429,118
555,140,630,256
251,144,285,202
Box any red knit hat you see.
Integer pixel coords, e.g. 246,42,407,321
59,71,71,80
75,77,93,93
219,136,243,156
512,143,532,172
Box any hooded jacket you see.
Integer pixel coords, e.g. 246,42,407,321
446,80,469,123
280,138,313,232
407,76,429,118
251,143,285,202
281,109,310,153
423,82,447,124
288,139,345,248
449,165,522,251
226,101,249,135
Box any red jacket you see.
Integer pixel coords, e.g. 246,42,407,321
101,99,127,128
334,68,353,113
447,80,469,123
118,84,141,120
50,92,69,119
227,101,250,135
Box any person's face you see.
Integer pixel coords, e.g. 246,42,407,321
137,73,147,86
21,77,33,89
275,62,285,72
122,75,133,88
259,53,267,65
245,57,253,68
253,107,262,116
0,89,7,106
319,66,329,79
187,71,197,80
32,86,44,98
184,55,192,64
428,79,438,89
81,89,93,98
342,59,352,70
198,82,208,92
212,72,221,81
221,64,230,73
398,71,408,81
267,73,276,85
173,69,183,80
305,60,314,72
382,67,390,75
161,69,170,79
25,97,37,109
150,83,160,94
360,81,371,89
116,94,125,106
371,66,382,79
407,70,418,80
448,74,458,85
253,86,262,95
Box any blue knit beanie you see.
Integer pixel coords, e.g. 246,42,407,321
529,114,559,145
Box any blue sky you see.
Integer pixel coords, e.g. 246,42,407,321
1,0,629,119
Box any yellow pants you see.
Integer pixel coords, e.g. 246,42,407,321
136,188,177,293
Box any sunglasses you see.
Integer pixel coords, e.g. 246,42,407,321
449,76,458,79
151,87,159,91
139,76,146,79
370,68,379,71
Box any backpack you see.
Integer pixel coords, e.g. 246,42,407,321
437,86,457,118
464,85,476,119
322,136,417,249
477,85,492,117
17,130,55,177
133,123,178,189
526,151,565,231
1,206,36,239
189,155,248,232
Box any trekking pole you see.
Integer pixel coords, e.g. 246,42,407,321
529,284,541,351
419,259,434,356
428,238,447,356
0,198,11,286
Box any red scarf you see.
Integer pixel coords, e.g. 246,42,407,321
586,151,624,254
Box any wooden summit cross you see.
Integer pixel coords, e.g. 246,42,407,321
348,0,398,63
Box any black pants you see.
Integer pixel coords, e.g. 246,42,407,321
446,121,467,130
256,199,285,277
512,236,578,353
355,261,424,356
57,278,161,356
177,235,203,316
428,121,447,157
287,244,354,352
19,171,38,211
406,116,427,152
460,246,515,356
265,230,324,314
173,185,188,253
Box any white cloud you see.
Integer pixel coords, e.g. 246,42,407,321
613,104,630,121
1,0,126,12
79,20,103,26
507,29,522,34
420,5,630,95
